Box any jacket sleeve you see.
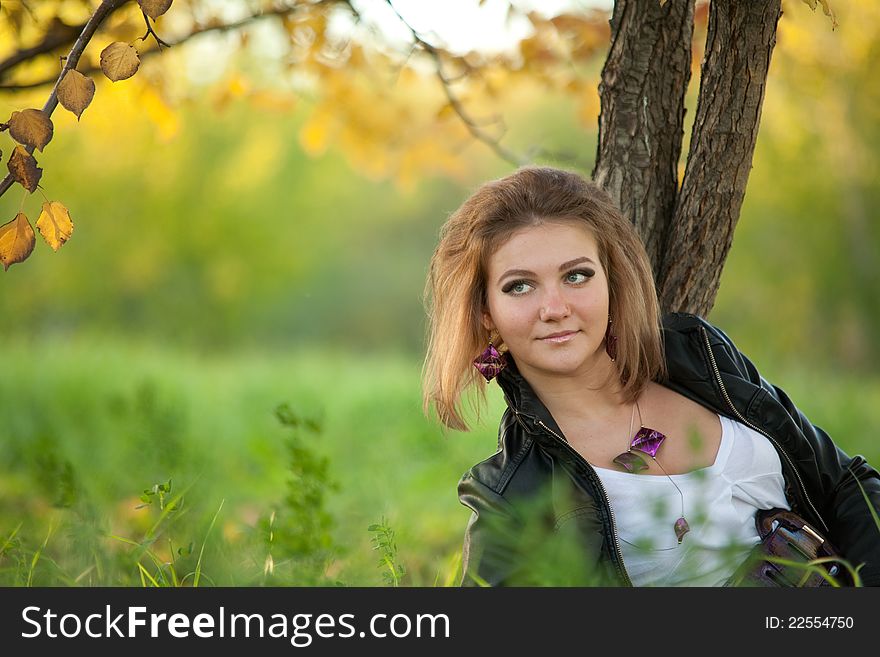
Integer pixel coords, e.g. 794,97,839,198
457,471,526,587
713,323,880,586
765,382,880,586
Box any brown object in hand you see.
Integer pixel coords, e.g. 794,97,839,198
725,508,849,587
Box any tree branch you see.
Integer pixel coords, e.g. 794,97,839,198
382,0,527,167
139,9,170,49
0,2,341,93
0,20,84,81
0,0,131,199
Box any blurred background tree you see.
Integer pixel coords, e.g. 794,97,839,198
1,0,872,368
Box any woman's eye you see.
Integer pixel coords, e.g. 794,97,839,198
566,269,594,284
502,280,533,295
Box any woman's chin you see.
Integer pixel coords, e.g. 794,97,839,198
531,354,597,377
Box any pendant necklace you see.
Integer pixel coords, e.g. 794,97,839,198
612,400,690,544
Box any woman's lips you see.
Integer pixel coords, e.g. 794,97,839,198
539,330,579,343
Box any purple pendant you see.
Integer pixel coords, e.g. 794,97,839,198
472,344,506,381
630,427,666,458
612,451,649,473
674,517,690,543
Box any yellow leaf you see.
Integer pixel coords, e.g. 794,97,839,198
57,69,96,120
802,0,839,29
816,0,839,29
36,201,74,252
0,212,36,271
7,145,42,193
100,42,140,82
138,0,173,20
7,108,54,151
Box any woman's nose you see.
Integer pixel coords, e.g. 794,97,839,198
539,287,570,321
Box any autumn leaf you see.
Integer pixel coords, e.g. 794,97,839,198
7,108,54,152
57,69,96,120
0,212,36,271
802,0,839,29
7,145,42,193
36,201,74,252
139,0,173,20
100,42,140,82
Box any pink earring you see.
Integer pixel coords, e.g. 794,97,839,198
473,337,507,382
605,315,617,362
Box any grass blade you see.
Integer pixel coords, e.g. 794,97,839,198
26,523,54,587
1,522,24,557
137,562,162,587
848,465,880,536
109,534,172,586
193,499,225,587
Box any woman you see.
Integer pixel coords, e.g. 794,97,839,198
422,166,880,587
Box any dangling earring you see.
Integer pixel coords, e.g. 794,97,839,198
473,336,507,382
605,315,618,362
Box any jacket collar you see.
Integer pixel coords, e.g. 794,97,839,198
494,354,586,439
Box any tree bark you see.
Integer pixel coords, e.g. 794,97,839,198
657,0,783,315
593,0,694,272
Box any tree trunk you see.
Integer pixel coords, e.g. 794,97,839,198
596,0,783,318
593,0,695,273
656,0,783,315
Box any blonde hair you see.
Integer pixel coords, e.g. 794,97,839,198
422,166,665,431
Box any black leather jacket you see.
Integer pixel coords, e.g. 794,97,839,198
457,313,880,586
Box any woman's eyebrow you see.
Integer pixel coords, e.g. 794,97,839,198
559,256,595,270
497,256,596,285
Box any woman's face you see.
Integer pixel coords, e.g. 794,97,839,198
482,220,611,381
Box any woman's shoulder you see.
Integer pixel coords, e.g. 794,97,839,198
661,312,759,378
662,312,730,343
460,409,534,496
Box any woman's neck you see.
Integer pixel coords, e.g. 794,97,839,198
517,355,630,426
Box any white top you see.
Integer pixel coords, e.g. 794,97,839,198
592,414,790,586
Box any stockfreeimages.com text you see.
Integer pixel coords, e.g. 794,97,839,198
21,605,450,646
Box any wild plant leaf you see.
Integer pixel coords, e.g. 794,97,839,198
7,108,53,152
0,212,36,271
57,70,96,120
36,201,74,252
100,42,140,82
7,145,42,192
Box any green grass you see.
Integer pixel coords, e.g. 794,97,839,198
0,334,498,586
0,335,877,586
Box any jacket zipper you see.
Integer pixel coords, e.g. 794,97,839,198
511,408,633,587
699,325,829,534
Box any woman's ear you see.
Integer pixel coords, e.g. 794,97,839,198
481,308,495,332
